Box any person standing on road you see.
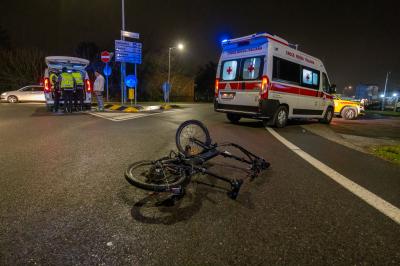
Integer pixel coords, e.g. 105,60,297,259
50,71,60,112
59,67,76,113
72,71,84,111
94,70,105,111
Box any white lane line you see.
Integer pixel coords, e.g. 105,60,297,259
266,127,400,225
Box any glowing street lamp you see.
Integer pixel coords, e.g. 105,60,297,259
168,43,185,85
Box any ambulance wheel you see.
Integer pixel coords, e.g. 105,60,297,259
227,113,241,124
272,106,288,128
341,107,357,120
319,107,333,124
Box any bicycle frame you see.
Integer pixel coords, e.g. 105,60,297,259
154,138,269,199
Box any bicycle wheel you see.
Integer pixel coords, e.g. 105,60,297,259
125,160,187,192
175,120,211,156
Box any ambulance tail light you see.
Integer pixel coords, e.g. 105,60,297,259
260,76,269,99
44,78,50,93
85,79,92,92
214,78,220,97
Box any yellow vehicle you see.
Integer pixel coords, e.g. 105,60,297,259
333,95,364,120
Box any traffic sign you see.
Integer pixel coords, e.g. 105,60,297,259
121,30,140,39
125,75,137,88
115,40,142,64
103,64,112,77
101,51,112,63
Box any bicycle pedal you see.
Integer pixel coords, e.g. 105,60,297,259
170,186,184,196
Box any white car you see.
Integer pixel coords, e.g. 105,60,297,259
1,85,45,103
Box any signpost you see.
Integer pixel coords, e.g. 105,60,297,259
101,51,113,102
115,35,142,105
103,64,112,102
115,40,142,64
121,30,140,39
126,75,137,106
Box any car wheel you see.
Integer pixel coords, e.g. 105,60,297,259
319,107,334,124
341,107,357,120
7,95,18,103
226,113,241,124
273,106,289,128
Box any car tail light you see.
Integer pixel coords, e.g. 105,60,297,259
44,78,50,92
214,78,220,96
85,79,92,92
260,76,269,99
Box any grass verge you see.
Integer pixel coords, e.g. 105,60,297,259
366,110,400,117
371,145,400,165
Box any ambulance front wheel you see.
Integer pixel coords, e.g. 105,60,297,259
319,107,334,124
227,113,241,124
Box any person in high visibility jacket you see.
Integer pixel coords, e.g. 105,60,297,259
58,67,76,113
49,72,61,112
72,71,84,111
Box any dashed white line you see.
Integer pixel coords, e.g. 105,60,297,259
266,127,400,225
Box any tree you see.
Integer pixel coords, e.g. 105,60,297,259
0,48,45,92
139,50,194,101
194,61,217,102
74,42,100,63
0,25,10,49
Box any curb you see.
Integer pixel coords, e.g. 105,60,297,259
103,104,180,113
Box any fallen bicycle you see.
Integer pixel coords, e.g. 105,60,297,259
125,120,270,200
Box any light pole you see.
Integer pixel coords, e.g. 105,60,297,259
381,71,390,111
120,0,126,104
168,43,184,85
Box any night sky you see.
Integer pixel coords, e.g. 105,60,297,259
1,0,399,92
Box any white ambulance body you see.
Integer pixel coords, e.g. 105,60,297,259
214,33,336,127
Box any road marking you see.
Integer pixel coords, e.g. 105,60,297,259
88,110,178,122
266,127,400,225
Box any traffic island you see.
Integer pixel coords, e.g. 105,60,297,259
101,103,181,113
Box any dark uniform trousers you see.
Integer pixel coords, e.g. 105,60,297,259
63,89,74,113
74,85,84,111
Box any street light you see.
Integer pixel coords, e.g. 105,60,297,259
168,43,185,85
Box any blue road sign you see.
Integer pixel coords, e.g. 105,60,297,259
103,64,112,76
125,75,137,88
115,40,142,64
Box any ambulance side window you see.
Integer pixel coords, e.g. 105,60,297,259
272,57,300,85
221,60,238,81
322,73,330,93
242,57,262,80
301,67,320,90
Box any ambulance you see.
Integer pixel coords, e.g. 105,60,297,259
43,56,92,111
214,33,336,127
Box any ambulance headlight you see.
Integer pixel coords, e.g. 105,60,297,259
1,92,7,96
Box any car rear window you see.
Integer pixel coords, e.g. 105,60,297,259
221,60,238,81
242,57,262,80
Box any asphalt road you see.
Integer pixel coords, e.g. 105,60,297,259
0,103,399,265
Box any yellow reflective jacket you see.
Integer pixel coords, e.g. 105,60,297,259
72,72,84,85
60,73,74,89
